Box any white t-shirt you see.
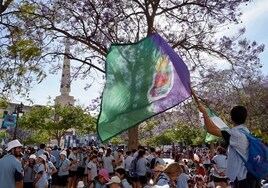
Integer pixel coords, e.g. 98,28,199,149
47,161,55,180
136,157,149,176
122,178,133,188
36,163,48,188
155,157,166,166
224,125,249,181
211,154,227,178
102,155,115,173
68,152,78,171
124,156,133,172
87,161,98,181
176,172,190,188
58,159,71,176
117,155,125,167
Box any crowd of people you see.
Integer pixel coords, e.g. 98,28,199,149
0,138,224,188
0,100,267,188
0,138,266,188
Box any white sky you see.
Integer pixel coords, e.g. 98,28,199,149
238,0,268,74
15,0,268,106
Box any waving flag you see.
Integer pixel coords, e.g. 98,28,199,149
97,33,191,142
200,108,229,143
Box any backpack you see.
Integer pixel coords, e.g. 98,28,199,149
129,158,138,178
234,129,268,179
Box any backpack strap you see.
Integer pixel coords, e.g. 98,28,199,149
239,128,268,162
230,128,249,163
231,145,247,163
239,128,253,139
156,173,171,187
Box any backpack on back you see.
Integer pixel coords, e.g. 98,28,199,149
129,158,138,178
234,129,268,179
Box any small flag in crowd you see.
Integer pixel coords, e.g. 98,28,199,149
97,33,191,142
199,107,229,143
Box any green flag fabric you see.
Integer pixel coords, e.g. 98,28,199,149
200,108,229,143
97,33,191,142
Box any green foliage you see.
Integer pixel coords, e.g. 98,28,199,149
1,0,267,145
151,130,174,146
8,40,42,62
22,130,50,145
0,99,8,109
110,136,124,145
139,120,159,140
148,122,206,146
18,104,96,144
18,3,37,14
0,2,45,97
0,130,11,145
173,123,206,146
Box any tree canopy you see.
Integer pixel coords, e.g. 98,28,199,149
0,0,45,100
1,0,264,100
17,104,96,145
1,0,266,146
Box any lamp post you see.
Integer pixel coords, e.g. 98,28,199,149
13,102,24,140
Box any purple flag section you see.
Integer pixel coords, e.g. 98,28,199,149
148,33,191,113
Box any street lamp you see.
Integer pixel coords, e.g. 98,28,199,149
13,103,24,140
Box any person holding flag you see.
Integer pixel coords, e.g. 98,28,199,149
192,89,260,188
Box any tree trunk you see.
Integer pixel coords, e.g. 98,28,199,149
54,131,61,147
127,125,139,150
57,137,61,147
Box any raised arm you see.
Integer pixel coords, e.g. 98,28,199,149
191,88,222,137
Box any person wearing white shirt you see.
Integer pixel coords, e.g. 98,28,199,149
154,151,166,167
124,151,133,174
57,150,71,188
102,148,115,176
35,154,48,188
87,154,98,183
68,147,79,188
0,139,24,188
177,164,190,188
211,146,228,188
43,152,57,188
116,149,125,167
194,92,260,188
132,145,145,159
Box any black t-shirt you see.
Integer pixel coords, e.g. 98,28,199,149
150,158,156,169
221,130,231,146
14,169,23,181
